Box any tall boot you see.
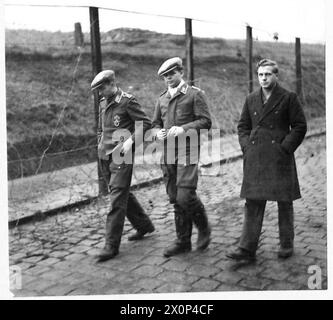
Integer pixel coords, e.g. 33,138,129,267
163,205,192,257
97,243,119,262
191,203,211,250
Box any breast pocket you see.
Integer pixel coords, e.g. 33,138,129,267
109,161,133,189
176,104,193,124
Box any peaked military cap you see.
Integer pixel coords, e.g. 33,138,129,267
91,70,115,91
157,57,183,77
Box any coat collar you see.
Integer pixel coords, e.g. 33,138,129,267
106,88,123,108
254,84,286,122
167,82,188,100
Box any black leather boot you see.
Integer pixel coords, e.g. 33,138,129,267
163,241,191,257
226,247,256,262
163,205,192,257
128,224,155,241
192,205,211,250
96,244,119,262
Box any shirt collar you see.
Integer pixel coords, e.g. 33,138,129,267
107,87,122,105
168,79,186,96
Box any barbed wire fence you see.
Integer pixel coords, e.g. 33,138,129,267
5,4,325,239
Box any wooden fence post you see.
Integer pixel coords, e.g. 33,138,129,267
89,7,108,196
246,25,253,93
185,18,194,85
74,22,84,47
295,37,303,102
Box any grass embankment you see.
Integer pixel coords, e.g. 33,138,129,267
5,28,325,178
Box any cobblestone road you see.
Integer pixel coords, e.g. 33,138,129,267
8,135,327,296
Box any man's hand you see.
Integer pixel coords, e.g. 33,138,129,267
167,126,185,137
156,128,167,141
120,137,133,155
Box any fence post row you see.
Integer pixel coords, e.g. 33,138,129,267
295,37,303,102
185,18,194,85
86,9,305,195
89,7,109,196
246,25,253,93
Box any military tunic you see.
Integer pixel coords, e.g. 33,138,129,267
98,88,151,159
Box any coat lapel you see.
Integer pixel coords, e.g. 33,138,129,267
105,89,122,110
258,84,286,123
170,83,188,101
167,83,188,128
252,89,264,117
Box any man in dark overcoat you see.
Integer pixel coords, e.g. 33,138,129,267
227,59,307,262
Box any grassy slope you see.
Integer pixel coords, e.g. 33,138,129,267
5,28,325,177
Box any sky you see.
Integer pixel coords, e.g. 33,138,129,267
2,0,328,43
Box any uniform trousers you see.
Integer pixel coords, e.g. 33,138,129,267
239,199,294,253
161,154,208,245
100,157,154,249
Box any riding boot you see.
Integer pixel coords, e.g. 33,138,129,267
163,204,192,257
191,203,211,250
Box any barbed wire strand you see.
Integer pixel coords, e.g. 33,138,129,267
32,46,83,178
4,3,324,44
7,144,97,164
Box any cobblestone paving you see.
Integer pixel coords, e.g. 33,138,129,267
8,135,327,296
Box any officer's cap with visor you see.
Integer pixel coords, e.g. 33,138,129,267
157,57,183,77
91,70,115,91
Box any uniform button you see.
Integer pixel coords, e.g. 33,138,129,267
270,125,274,129
252,141,255,144
275,111,279,114
272,140,275,144
254,112,257,115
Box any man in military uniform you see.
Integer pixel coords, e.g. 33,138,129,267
91,70,155,262
152,57,212,257
227,59,307,262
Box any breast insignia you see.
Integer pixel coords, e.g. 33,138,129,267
113,114,121,127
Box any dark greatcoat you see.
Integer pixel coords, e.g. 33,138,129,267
238,84,307,202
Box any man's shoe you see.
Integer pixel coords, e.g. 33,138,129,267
163,243,191,257
96,245,119,262
128,225,155,241
226,248,256,261
278,247,293,259
197,226,211,250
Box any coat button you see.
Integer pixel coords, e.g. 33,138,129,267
272,140,275,144
254,112,257,115
252,141,255,144
275,111,279,114
270,125,274,129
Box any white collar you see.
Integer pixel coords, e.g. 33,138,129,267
168,79,185,97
